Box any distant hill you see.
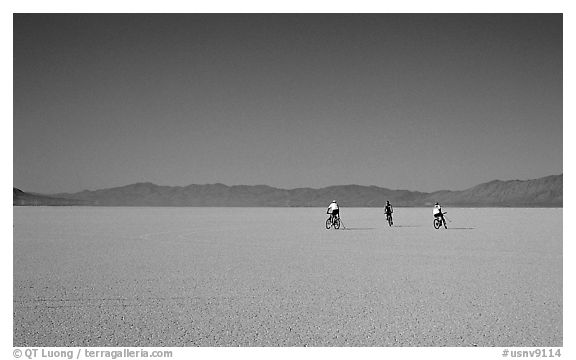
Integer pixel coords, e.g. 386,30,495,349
48,182,430,207
23,174,560,207
423,175,563,207
13,188,92,206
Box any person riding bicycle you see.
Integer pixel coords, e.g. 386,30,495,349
384,200,393,218
327,200,340,223
433,202,447,229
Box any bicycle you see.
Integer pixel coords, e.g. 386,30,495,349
433,212,448,229
325,214,341,229
386,213,393,226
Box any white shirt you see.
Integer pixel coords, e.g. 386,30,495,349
433,204,442,215
328,202,339,212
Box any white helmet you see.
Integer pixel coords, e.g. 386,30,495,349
332,200,337,203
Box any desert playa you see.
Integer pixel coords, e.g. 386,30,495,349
13,207,562,347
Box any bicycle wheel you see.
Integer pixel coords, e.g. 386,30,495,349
334,217,341,229
326,218,332,229
433,218,441,229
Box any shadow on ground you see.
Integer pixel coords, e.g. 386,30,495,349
340,228,376,231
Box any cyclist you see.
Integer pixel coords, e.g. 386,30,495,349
327,200,340,224
433,202,447,229
384,200,394,224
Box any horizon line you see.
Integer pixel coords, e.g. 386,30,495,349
20,173,562,196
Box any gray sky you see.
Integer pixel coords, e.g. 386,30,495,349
13,14,562,194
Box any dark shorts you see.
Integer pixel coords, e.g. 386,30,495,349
331,209,339,216
434,212,443,218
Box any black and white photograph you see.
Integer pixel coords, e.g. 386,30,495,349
9,4,568,357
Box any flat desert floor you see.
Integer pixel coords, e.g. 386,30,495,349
13,207,562,346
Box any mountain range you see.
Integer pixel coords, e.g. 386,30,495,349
14,174,562,207
13,188,91,206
